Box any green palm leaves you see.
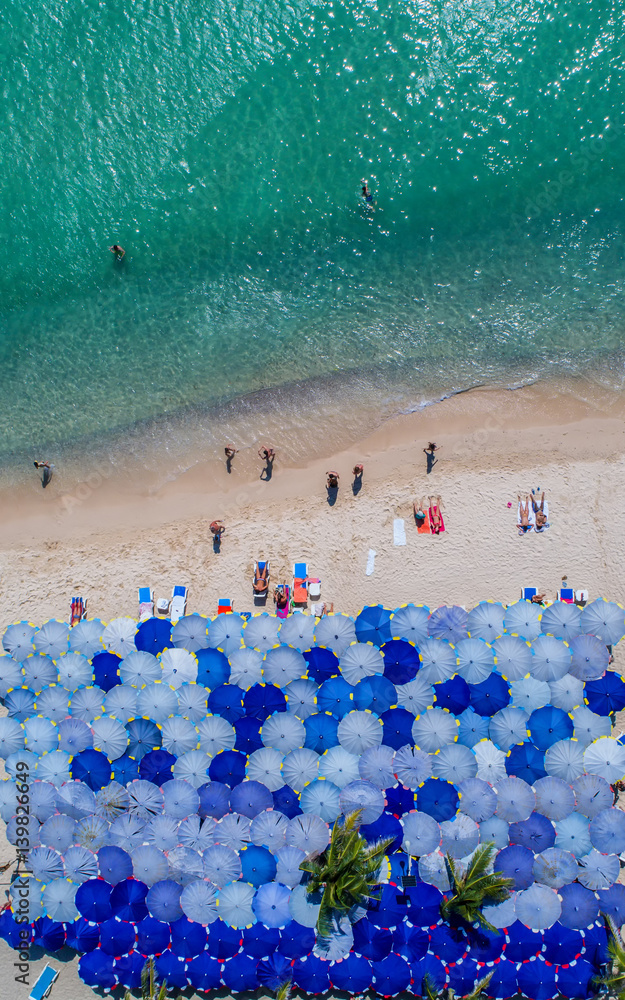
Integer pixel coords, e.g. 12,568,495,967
440,843,514,932
125,959,169,1000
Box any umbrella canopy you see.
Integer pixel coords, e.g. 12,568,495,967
318,745,360,787
555,812,593,857
215,813,251,853
22,654,57,693
506,743,547,783
0,657,24,698
467,601,505,641
217,881,256,928
590,806,625,854
417,638,457,684
493,633,534,681
197,780,230,820
441,814,479,858
569,633,610,681
584,737,625,782
243,683,286,721
586,671,625,715
578,848,620,890
109,814,146,851
393,744,432,788
415,778,459,822
131,846,170,886
74,814,110,851
470,673,511,717
243,614,281,653
581,598,625,645
412,707,458,752
338,710,383,754
30,846,64,882
428,606,468,643
125,719,162,761
279,612,316,651
69,685,105,723
573,773,613,818
30,780,59,822
359,744,396,788
253,882,291,928
314,613,357,655
91,717,128,760
69,618,105,658
110,877,149,922
474,739,507,782
355,605,393,647
42,879,79,922
186,953,222,991
532,775,575,820
0,717,26,758
544,738,585,782
207,612,245,655
180,880,219,924
71,749,111,790
303,646,339,684
146,880,183,922
431,743,477,782
103,617,137,657
3,621,37,661
504,600,542,640
286,813,329,854
196,647,231,688
250,809,288,853
495,776,535,822
91,652,121,691
245,747,284,791
173,749,211,788
530,635,572,682
162,778,199,819
515,882,561,929
177,815,216,851
275,845,306,888
203,845,242,886
75,878,113,922
572,705,612,745
261,711,305,752
135,617,174,655
540,601,582,640
558,881,599,929
390,604,430,644
433,675,470,715
127,779,165,820
381,639,420,685
5,687,37,721
56,780,97,820
159,647,198,688
533,846,579,888
549,672,584,712
144,815,179,851
161,716,199,756
176,685,209,723
171,614,210,651
78,950,116,990
457,777,497,821
340,642,384,685
228,647,263,689
230,780,273,819
339,779,384,823
489,706,530,750
197,715,236,757
263,644,307,686
281,747,319,791
34,620,70,658
136,683,178,723
104,684,137,724
509,812,555,853
418,849,451,890
496,843,535,889
510,676,551,715
456,638,495,684
284,678,318,719
394,675,433,716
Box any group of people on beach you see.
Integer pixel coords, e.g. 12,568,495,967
518,491,549,534
326,464,364,492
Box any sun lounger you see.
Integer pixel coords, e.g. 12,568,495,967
217,598,233,614
275,584,290,619
293,562,308,604
29,964,59,1000
253,561,270,606
308,578,321,600
521,588,537,600
70,596,87,626
138,587,154,621
575,589,589,606
558,588,575,603
170,586,187,623
429,503,445,535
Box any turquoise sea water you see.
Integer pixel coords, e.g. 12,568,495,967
2,0,625,467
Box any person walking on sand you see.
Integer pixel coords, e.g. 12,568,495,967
424,442,440,473
353,463,364,479
210,520,225,540
34,460,54,488
326,471,340,489
109,244,125,259
225,445,238,473
258,445,275,482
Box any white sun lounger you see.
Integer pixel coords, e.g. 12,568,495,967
29,964,59,1000
170,586,188,623
138,587,154,621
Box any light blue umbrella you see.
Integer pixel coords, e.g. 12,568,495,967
36,684,71,722
495,776,535,822
337,710,383,755
441,814,479,858
197,715,236,756
493,634,534,682
174,749,211,787
318,746,360,787
279,613,315,651
509,676,551,714
74,814,110,850
261,712,305,752
515,882,561,929
146,880,183,922
69,619,105,658
427,606,468,643
418,849,450,890
549,673,584,712
281,747,319,791
132,845,170,885
178,814,216,851
417,639,457,684
161,716,199,756
207,613,245,656
57,652,92,690
456,708,490,748
203,844,243,886
35,749,72,786
56,780,97,819
504,600,542,639
544,739,585,782
590,807,625,854
22,654,57,693
431,744,477,782
400,810,441,856
172,614,210,652
176,684,208,723
70,686,105,723
533,776,575,820
540,601,582,641
104,684,137,723
95,780,130,821
159,647,198,688
253,882,291,928
120,649,160,686
9,875,43,922
530,635,571,682
572,773,613,818
103,617,137,657
467,602,505,641
3,622,37,661
63,845,99,883
393,744,432,788
285,813,330,854
109,813,146,850
489,706,529,750
390,604,430,644
144,814,180,850
137,682,179,723
40,813,77,851
572,706,611,745
284,678,318,720
275,845,306,887
127,779,165,820
455,638,495,684
314,614,357,656
246,747,284,791
0,656,24,697
250,810,288,852
532,846,578,888
339,642,384,685
5,687,37,721
300,779,341,822
0,717,25,758
482,894,517,929
581,599,625,645
58,717,93,754
555,813,593,856
577,849,620,890
456,778,497,821
395,675,434,716
168,846,203,886
244,614,281,653
412,707,458,752
162,778,200,819
228,648,263,689
569,634,610,681
359,745,396,788
29,845,64,881
180,879,219,924
42,879,78,922
217,881,256,928
30,780,59,822
34,620,70,658
339,779,384,824
478,815,509,849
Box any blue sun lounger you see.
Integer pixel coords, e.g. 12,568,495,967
29,964,59,1000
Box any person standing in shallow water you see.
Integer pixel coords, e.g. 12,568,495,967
34,461,53,488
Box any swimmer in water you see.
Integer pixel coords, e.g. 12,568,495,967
109,244,125,259
361,180,374,208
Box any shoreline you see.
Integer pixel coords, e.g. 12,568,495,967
0,382,624,629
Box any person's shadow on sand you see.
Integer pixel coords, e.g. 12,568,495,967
260,459,274,482
326,486,338,507
213,536,222,554
352,474,363,496
425,452,437,473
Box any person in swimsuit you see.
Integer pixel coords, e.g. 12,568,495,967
326,471,340,489
225,445,238,473
34,461,53,488
361,180,374,207
253,563,269,593
532,492,548,529
353,463,364,479
429,495,443,534
518,495,532,532
413,498,426,526
109,244,125,259
210,520,225,539
424,442,440,473
274,586,288,610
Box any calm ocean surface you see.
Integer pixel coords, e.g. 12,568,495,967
2,0,625,469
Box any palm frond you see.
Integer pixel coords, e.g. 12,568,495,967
274,979,293,1000
464,970,493,1000
440,844,513,931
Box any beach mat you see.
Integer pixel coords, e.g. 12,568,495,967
366,549,376,575
417,511,431,534
429,505,445,535
393,518,406,546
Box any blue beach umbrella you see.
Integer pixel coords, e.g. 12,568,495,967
456,638,495,684
139,749,176,786
65,917,100,952
126,720,163,761
355,605,393,646
360,811,402,852
91,716,128,760
489,706,530,750
91,651,121,691
114,951,145,989
514,885,561,931
170,916,207,958
405,881,444,926
496,844,535,889
528,706,573,749
171,614,209,652
418,638,457,683
70,685,105,722
543,738,584,782
276,921,314,959
556,960,595,1000
410,956,447,994
292,954,330,993
590,806,625,854
23,654,57,692
542,922,584,963
221,954,259,991
493,633,534,681
257,953,294,990
78,950,116,990
412,707,458,751
3,621,37,661
428,606,468,643
433,675,470,714
330,953,373,992
578,849,620,890
432,743,477,782
209,748,247,787
353,675,397,714
457,707,490,747
487,958,518,999
243,682,286,721
468,601,505,641
441,814,479,857
597,884,625,924
448,960,482,998
56,780,97,820
234,716,263,754
572,773,613,818
379,707,414,749
135,617,173,655
555,813,593,856
416,777,459,821
131,846,169,886
457,777,497,821
284,677,318,719
230,779,273,819
478,815,509,849
540,601,582,640
385,783,418,816
509,812,555,852
252,882,291,928
76,879,113,922
530,635,572,682
495,776,535,822
98,846,133,884
390,604,430,644
470,673,510,716
197,780,230,820
558,882,599,929
162,778,199,819
244,613,281,653
358,744,396,787
392,744,432,788
585,671,625,715
35,620,70,658
0,659,24,698
302,646,340,683
207,612,244,655
392,923,428,963
569,633,610,681
573,706,612,746
36,683,71,722
195,646,231,687
401,810,441,856
533,776,575,820
186,953,222,991
112,752,140,785
5,687,37,721
516,960,557,1000
242,923,280,958
110,877,149,922
240,845,277,886
0,717,25,758
372,955,411,996
29,846,64,883
504,600,542,640
506,743,547,783
264,644,307,687
339,779,385,823
316,675,355,716
154,951,188,989
381,638,420,684
99,917,136,956
71,749,112,790
581,598,625,645
63,845,99,884
161,715,199,755
146,880,183,922
206,682,246,722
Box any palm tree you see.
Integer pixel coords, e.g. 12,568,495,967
299,809,394,937
274,981,293,1000
593,915,625,999
124,958,169,1000
424,970,493,1000
439,843,514,932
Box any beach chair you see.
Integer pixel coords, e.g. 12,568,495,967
170,586,187,623
558,587,575,603
138,587,154,621
217,598,233,614
253,561,270,606
308,577,321,600
521,588,537,601
575,589,589,606
29,964,59,1000
293,562,308,604
70,596,87,626
275,584,290,620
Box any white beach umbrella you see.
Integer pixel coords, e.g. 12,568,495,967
171,614,210,652
393,744,432,788
178,815,216,851
395,675,434,716
475,742,507,784
57,652,92,691
569,634,610,681
339,642,384,685
69,686,105,723
339,779,384,824
103,617,137,657
401,811,441,857
509,676,551,715
288,883,320,927
572,706,612,746
131,845,170,886
250,809,289,852
544,739,585,782
120,649,161,686
261,712,305,753
279,612,316,651
176,683,209,723
432,743,477,782
174,750,211,788
318,746,360,788
548,673,585,712
532,847,578,889
577,849,620,890
196,715,236,756
43,880,77,923
482,894,517,929
161,716,199,755
455,638,494,684
284,678,318,719
529,635,571,682
159,647,198,688
540,601,582,641
533,776,576,821
441,814,479,858
503,600,542,640
412,707,458,752
104,684,137,723
215,812,252,851
418,850,451,891
467,602,505,642
285,813,330,854
492,634,534,681
390,604,430,644
69,619,105,658
217,880,256,928
572,773,613,818
22,654,57,694
263,644,307,686
584,737,625,783
34,620,70,658
314,614,357,656
63,845,98,883
281,747,320,791
243,613,281,653
180,879,219,924
478,815,510,850
495,776,535,823
359,745,396,788
136,682,179,722
515,883,561,930
417,638,457,684
246,747,284,790
300,779,341,822
207,613,244,655
580,599,625,645
228,648,263,689
276,845,307,887
3,622,38,662
457,778,497,822
489,706,530,750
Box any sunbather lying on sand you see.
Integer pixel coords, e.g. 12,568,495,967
532,492,548,529
518,496,532,533
429,496,443,534
413,498,427,526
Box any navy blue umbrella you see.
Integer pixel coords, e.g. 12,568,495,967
135,916,171,956
293,954,331,993
78,949,116,989
509,812,556,853
392,923,429,962
516,959,557,1000
385,783,417,816
146,881,183,923
198,780,230,818
448,959,480,997
356,605,393,646
330,952,373,992
504,921,543,962
410,955,447,992
429,924,469,963
352,919,393,961
372,954,411,996
380,707,415,749
277,921,316,959
113,751,140,784
360,812,403,853
582,920,610,966
208,748,247,787
257,953,294,990
234,716,263,754
33,917,66,952
558,883,599,929
98,846,133,884
186,952,222,991
542,923,583,963
126,718,162,759
196,647,230,687
496,845,535,890
240,845,277,886
367,883,409,929
469,673,511,716
272,784,302,817
76,879,113,923
99,917,136,956
528,706,574,750
207,683,246,722
114,950,145,989
405,881,443,926
415,778,459,821
221,954,259,991
597,884,625,925
0,911,32,950
317,676,356,716
434,675,470,714
303,646,340,683
506,743,547,783
243,683,287,721
135,617,174,655
206,919,242,960
381,639,420,684
110,878,149,922
303,712,339,752
353,675,397,714
242,924,280,959
230,779,273,818
91,651,121,691
467,926,505,963
64,917,99,953
71,748,112,790
585,672,625,715
487,958,518,999
154,950,188,989
139,748,176,785
170,916,207,959
557,959,595,1000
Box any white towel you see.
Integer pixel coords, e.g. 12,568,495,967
534,498,550,532
366,549,376,575
393,519,406,546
